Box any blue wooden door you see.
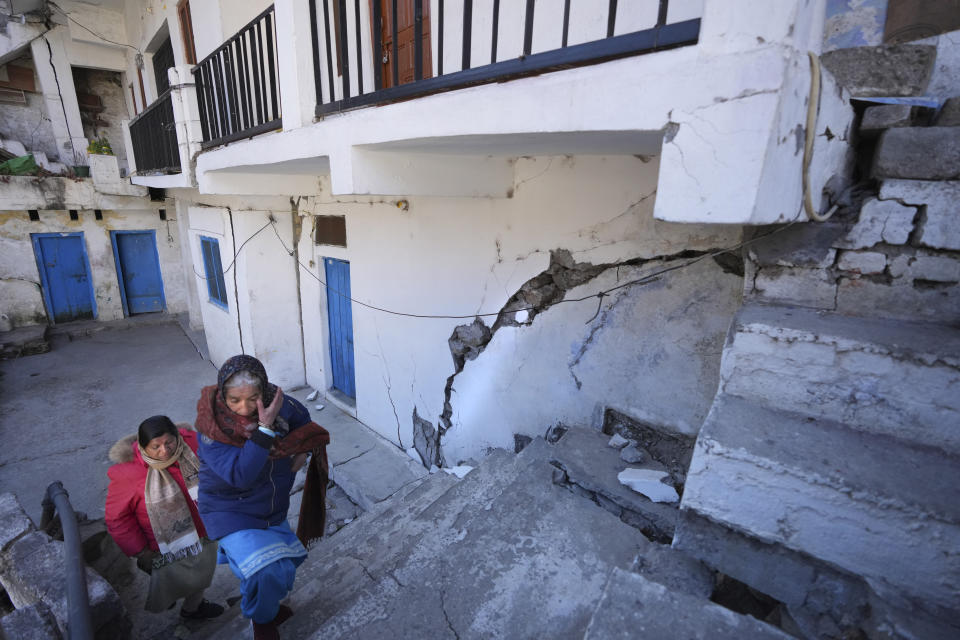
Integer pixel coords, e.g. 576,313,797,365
32,233,96,323
325,258,356,398
111,231,166,315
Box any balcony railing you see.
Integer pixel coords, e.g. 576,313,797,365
309,0,700,116
193,4,281,149
129,88,180,173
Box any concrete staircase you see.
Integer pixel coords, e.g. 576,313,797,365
195,436,789,640
675,58,960,639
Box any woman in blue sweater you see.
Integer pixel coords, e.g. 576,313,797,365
195,355,329,640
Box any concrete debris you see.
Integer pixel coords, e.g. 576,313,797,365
617,468,680,503
442,465,474,479
429,465,439,474
314,404,325,411
819,44,936,97
306,389,320,401
412,408,443,468
619,443,648,464
607,434,630,449
0,492,35,552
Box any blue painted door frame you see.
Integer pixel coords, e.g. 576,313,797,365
31,232,97,324
111,230,166,315
324,258,356,398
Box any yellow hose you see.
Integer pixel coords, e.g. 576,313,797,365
802,51,837,222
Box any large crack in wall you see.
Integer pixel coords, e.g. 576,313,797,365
411,247,743,468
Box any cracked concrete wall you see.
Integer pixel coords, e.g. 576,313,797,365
300,155,743,463
0,207,188,327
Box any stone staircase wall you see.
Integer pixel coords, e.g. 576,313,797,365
675,41,960,640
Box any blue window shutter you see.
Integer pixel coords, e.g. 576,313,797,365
200,236,228,308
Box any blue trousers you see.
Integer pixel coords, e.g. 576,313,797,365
238,557,298,624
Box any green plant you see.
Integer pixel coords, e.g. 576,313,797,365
87,136,114,155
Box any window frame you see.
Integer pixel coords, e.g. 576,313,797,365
199,235,229,309
177,0,198,65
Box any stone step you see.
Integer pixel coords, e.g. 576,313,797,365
583,568,791,640
719,302,960,455
873,126,960,180
679,393,960,634
31,152,66,174
303,444,655,639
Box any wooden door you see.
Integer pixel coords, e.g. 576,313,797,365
374,0,432,88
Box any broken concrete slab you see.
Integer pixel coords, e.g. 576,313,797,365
879,179,960,250
0,324,49,360
873,127,960,180
0,531,131,640
332,440,428,511
0,602,62,640
820,44,936,96
548,427,678,541
833,197,916,249
583,568,792,640
0,492,35,552
619,442,647,463
747,221,845,269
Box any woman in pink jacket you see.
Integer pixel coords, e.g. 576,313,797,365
105,415,224,619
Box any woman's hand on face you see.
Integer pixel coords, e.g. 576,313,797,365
257,387,284,427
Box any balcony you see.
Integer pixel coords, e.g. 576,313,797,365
194,0,852,225
309,0,701,115
193,5,282,149
128,89,180,174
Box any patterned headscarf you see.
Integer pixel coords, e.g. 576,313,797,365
217,354,278,406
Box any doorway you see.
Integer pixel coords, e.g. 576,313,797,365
31,233,97,324
111,230,166,315
324,257,356,399
373,0,432,88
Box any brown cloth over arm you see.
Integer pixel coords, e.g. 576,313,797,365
273,423,330,548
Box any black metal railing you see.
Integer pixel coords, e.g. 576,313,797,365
193,5,282,149
309,0,700,116
40,481,94,640
128,89,180,174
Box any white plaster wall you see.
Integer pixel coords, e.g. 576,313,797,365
189,0,225,61
299,156,742,461
0,207,188,327
218,0,274,45
185,202,306,388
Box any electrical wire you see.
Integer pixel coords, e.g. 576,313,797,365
269,217,797,321
48,2,141,54
191,220,272,280
802,51,840,222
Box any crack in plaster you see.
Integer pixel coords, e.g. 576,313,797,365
439,587,461,640
567,289,630,390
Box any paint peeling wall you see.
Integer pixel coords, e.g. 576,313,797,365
296,155,744,463
0,208,189,327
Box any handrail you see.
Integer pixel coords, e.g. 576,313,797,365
128,86,173,129
40,481,93,640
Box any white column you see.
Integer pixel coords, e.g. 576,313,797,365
29,27,87,165
274,0,318,131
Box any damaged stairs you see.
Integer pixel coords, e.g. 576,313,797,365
198,437,790,640
676,83,960,638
